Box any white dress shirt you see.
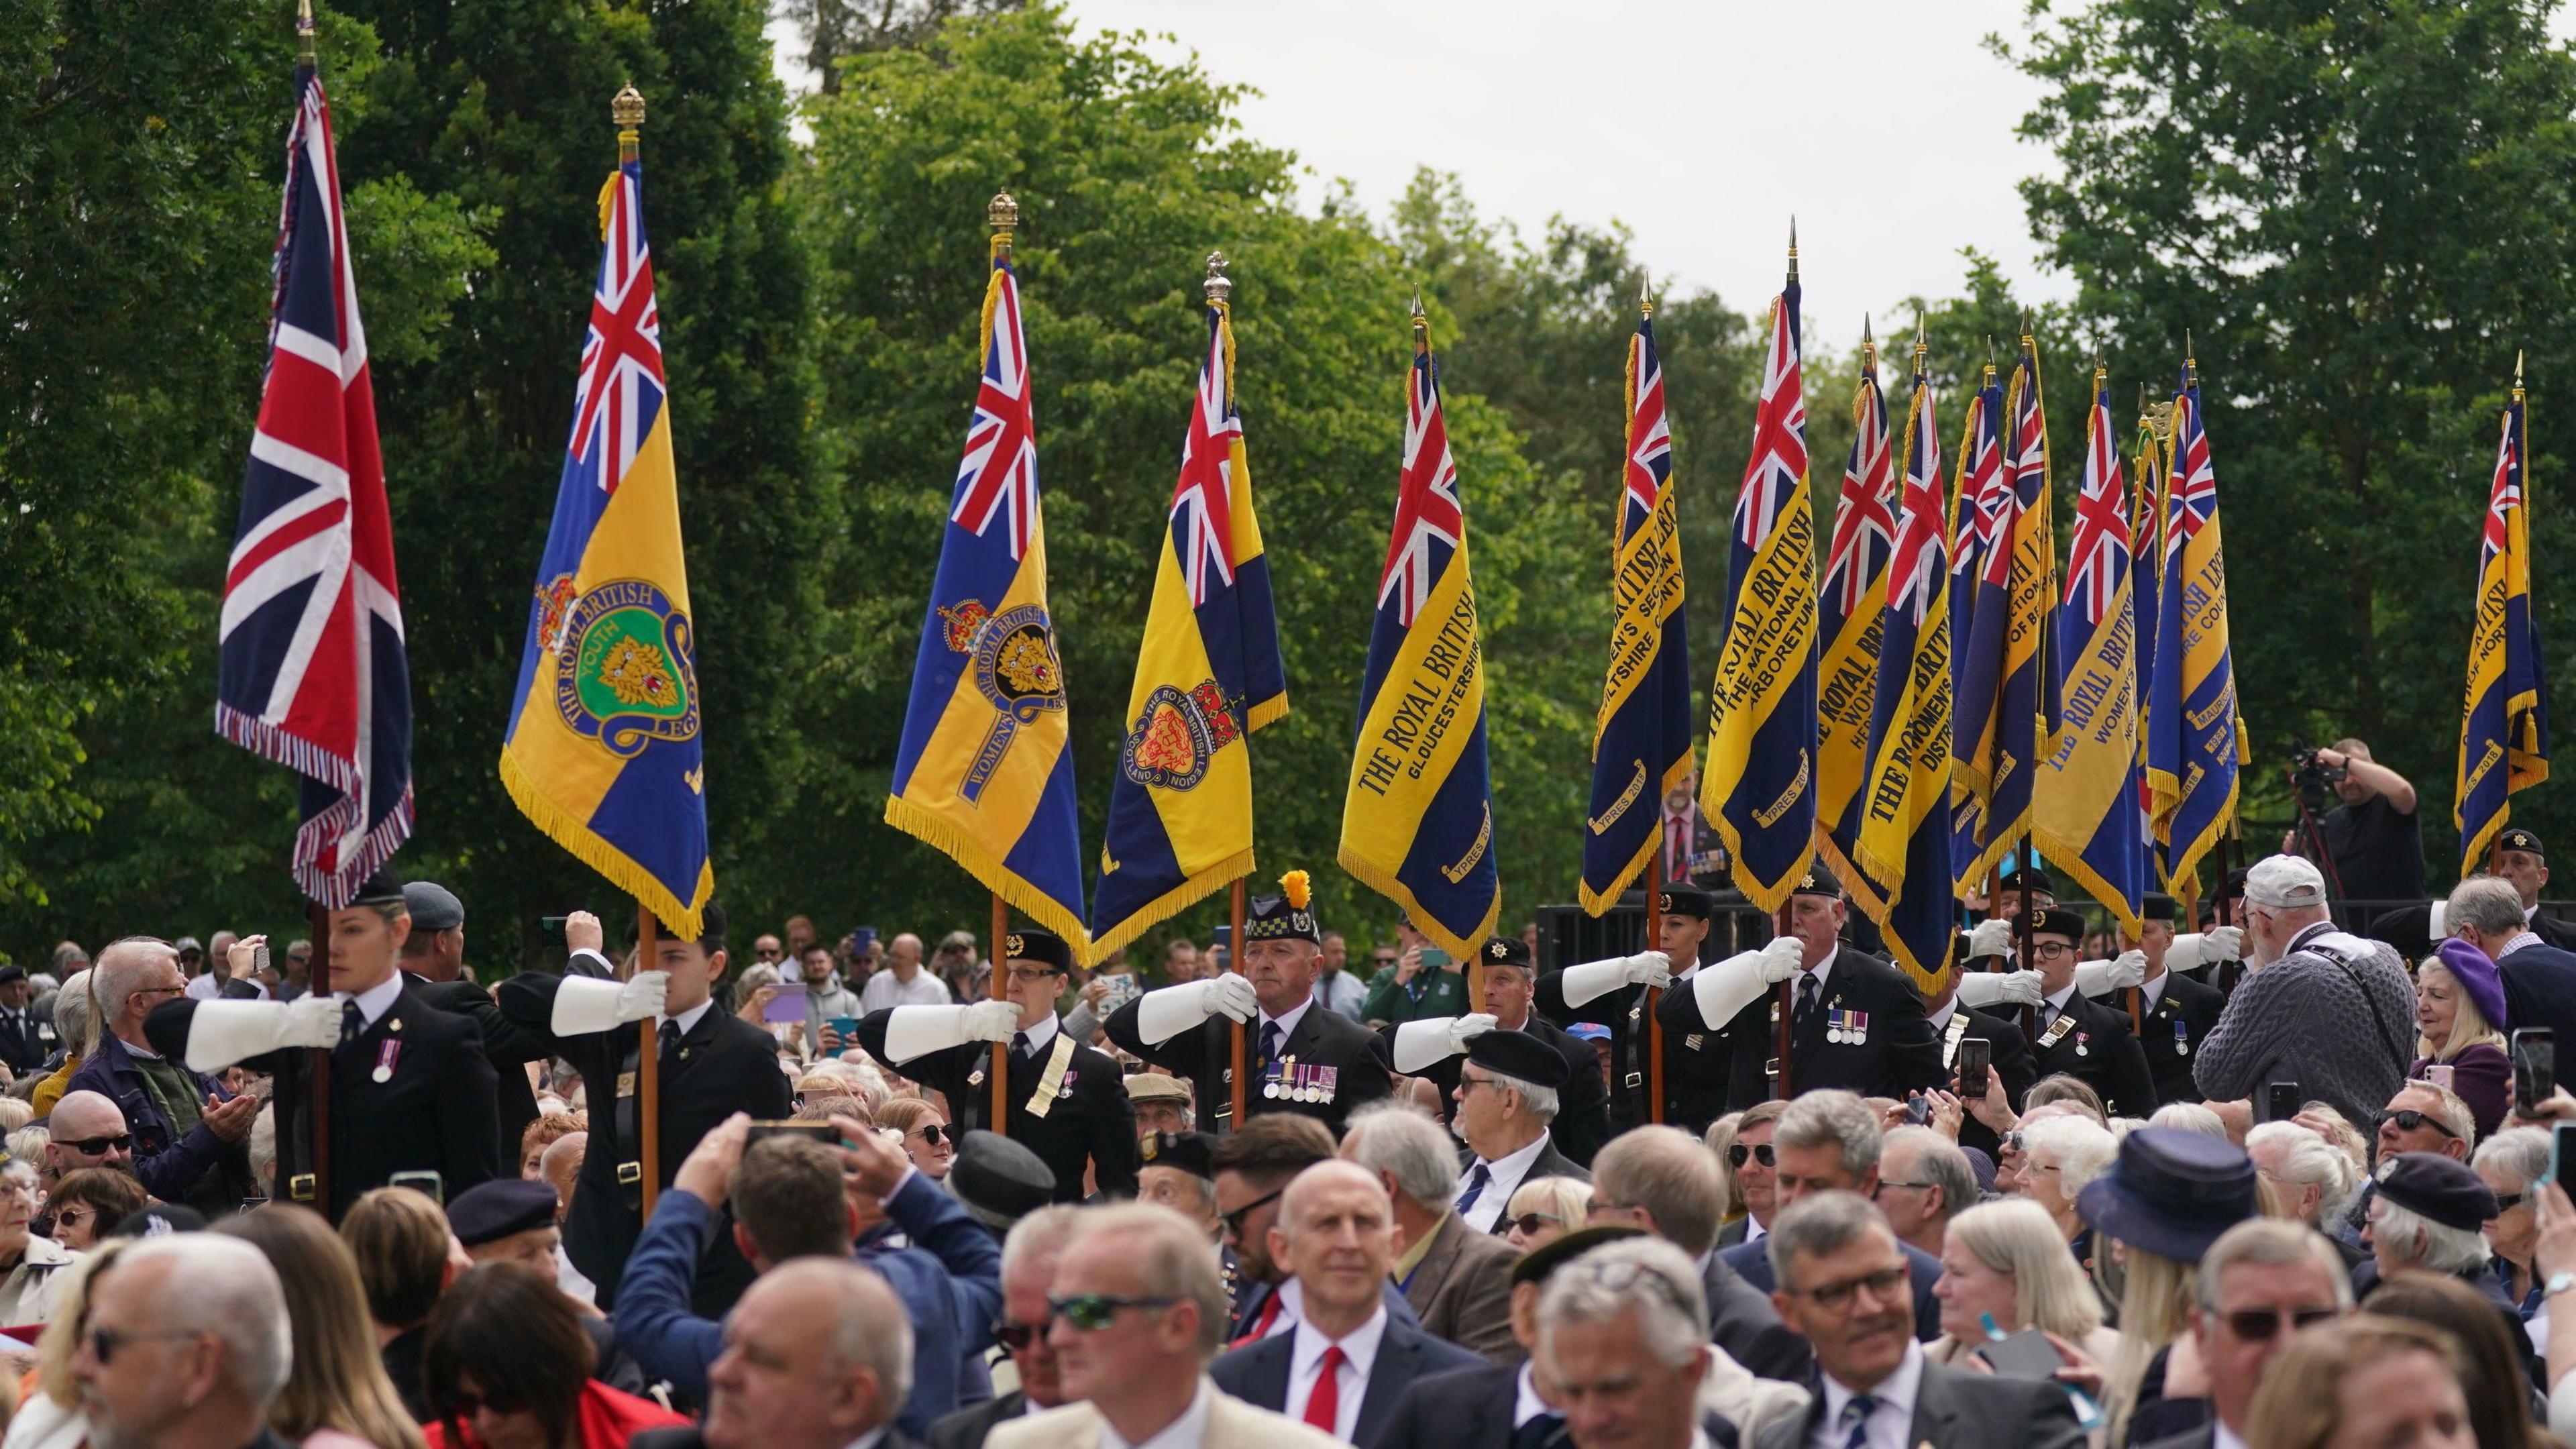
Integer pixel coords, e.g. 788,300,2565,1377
843,1429,888,1449
1013,1011,1060,1056
859,969,953,1012
2138,971,2169,1012
1794,947,1842,1006
338,971,407,1031
657,996,714,1038
1288,1307,1387,1442
1511,1361,1552,1428
1812,1339,1923,1449
2214,1421,2250,1449
1460,1130,1552,1234
1102,1378,1214,1449
1257,994,1315,1055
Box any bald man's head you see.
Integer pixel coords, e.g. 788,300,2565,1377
45,1090,132,1184
1271,1159,1394,1326
704,1259,912,1449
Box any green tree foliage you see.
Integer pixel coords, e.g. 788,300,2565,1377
2004,0,2576,865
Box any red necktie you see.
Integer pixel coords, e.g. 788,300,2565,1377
1229,1291,1283,1350
1303,1344,1346,1433
1668,815,1688,879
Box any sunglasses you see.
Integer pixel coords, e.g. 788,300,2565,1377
1505,1212,1564,1236
58,1134,131,1157
1727,1144,1776,1169
909,1123,949,1147
442,1390,529,1419
2376,1108,2461,1140
2220,1306,2339,1340
2494,1192,2528,1212
84,1326,205,1366
991,1319,1045,1352
1222,1187,1285,1237
1047,1294,1177,1331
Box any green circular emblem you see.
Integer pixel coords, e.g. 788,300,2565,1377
553,579,700,757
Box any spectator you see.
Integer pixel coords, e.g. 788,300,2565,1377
1362,928,1470,1028
2243,1315,2471,1449
41,1089,136,1194
875,1099,955,1181
1135,1131,1224,1240
450,1179,565,1274
278,941,313,1001
2194,856,2416,1130
1313,933,1368,1021
538,1134,586,1220
2286,739,2424,904
611,1114,1000,1433
217,1205,427,1449
941,1129,1059,1236
2017,1115,2118,1260
1446,1030,1586,1234
794,944,863,1051
339,1185,458,1419
1716,1102,1785,1248
1873,1127,1976,1259
635,1260,919,1449
859,934,951,1012
987,1203,1339,1449
48,1168,145,1253
926,1207,1081,1449
1340,1104,1521,1366
2151,1219,2355,1449
2246,1123,2361,1258
2358,1272,2545,1449
782,918,817,961
425,1265,685,1449
68,1235,292,1449
1501,1175,1592,1252
1755,1192,2085,1449
1529,1236,1731,1449
2411,938,2512,1139
2074,1128,2263,1442
2365,1155,2515,1317
1718,1091,1941,1342
28,969,97,1117
0,1157,74,1322
1927,1199,2118,1368
2148,1102,2229,1138
1214,1115,1349,1344
2378,1080,2477,1163
2475,1127,2549,1311
65,941,257,1215
1586,1124,1811,1385
930,932,984,1002
2449,874,2576,1056
11,1239,127,1449
520,1114,586,1182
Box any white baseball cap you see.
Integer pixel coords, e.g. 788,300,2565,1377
2244,854,2328,910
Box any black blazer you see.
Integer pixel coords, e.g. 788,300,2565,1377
1534,973,1658,1132
926,1389,1024,1449
2502,941,2576,1047
1702,1246,1813,1383
1106,990,1392,1136
1362,1362,1739,1449
855,1012,1138,1200
0,1008,44,1076
1389,1015,1613,1170
494,974,792,1313
406,972,549,1168
1210,1313,1487,1446
2025,987,2159,1120
1750,1353,2086,1449
2102,970,2226,1107
149,979,501,1222
1676,949,1945,1110
1935,1000,2038,1160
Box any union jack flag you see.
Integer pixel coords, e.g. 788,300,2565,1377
215,61,411,909
2065,383,2131,623
1950,383,2006,591
570,166,665,486
1380,343,1463,623
1824,370,1896,616
953,264,1040,559
1171,311,1241,605
1736,292,1809,548
1888,380,1944,625
1623,332,1672,526
2168,390,2217,559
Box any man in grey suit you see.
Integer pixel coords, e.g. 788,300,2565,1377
1533,1235,1744,1449
1587,1126,1811,1385
1211,1161,1485,1443
1753,1193,2084,1449
1340,1104,1522,1365
927,1206,1083,1449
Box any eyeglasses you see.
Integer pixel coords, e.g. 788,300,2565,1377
991,1318,1045,1352
52,1208,91,1229
58,1134,131,1157
2376,1108,2461,1140
1372,955,1397,966
441,1389,529,1419
2002,1132,2026,1155
1222,1188,1285,1237
1781,1266,1911,1314
1727,1144,1776,1169
2031,941,2076,961
2218,1306,2340,1341
1007,967,1065,985
755,947,782,960
909,1123,948,1147
1874,1179,1935,1195
129,985,186,1003
1047,1294,1178,1331
84,1326,207,1366
1505,1212,1564,1236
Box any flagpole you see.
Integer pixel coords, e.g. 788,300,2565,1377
636,900,659,1218
2490,352,2528,884
990,893,1010,1132
1229,880,1247,1131
306,900,331,1213
1772,221,1798,1106
1641,280,1667,1126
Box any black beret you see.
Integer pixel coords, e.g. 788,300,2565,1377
350,866,407,908
1510,1224,1646,1288
1003,929,1075,974
2141,893,2178,923
947,1129,1056,1226
2372,1151,2499,1233
2502,827,2545,857
2029,907,2090,944
0,965,28,988
1138,1130,1218,1179
1790,863,1843,900
447,1178,559,1246
1657,883,1715,920
1998,866,2056,899
1481,936,1534,972
634,900,727,949
403,881,464,932
1466,1028,1570,1090
110,1205,207,1239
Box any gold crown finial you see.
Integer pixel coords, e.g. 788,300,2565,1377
1203,251,1231,305
612,83,645,129
297,0,317,64
987,191,1020,233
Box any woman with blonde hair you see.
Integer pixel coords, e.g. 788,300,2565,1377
218,1205,427,1449
1929,1199,2121,1367
2244,1314,2473,1449
2412,938,2512,1138
2074,1128,2259,1445
875,1097,954,1180
1499,1175,1591,1251
1,1238,128,1449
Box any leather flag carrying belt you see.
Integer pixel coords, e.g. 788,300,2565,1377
613,1036,646,1210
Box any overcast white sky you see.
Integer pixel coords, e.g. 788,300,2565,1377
771,1,2070,351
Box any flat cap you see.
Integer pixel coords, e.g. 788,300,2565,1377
1466,1028,1570,1091
2372,1151,2499,1234
947,1129,1056,1229
1126,1072,1194,1105
403,881,465,932
447,1178,559,1246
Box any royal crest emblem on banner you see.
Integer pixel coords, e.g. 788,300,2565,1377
550,578,699,758
1120,680,1241,792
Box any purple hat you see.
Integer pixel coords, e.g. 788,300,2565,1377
2431,937,2509,1033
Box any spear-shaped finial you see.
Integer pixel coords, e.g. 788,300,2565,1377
2516,349,2526,391
1203,251,1231,307
1861,314,1876,370
1786,217,1799,283
1984,334,1997,382
1639,273,1654,319
612,83,644,164
1912,319,1929,371
297,0,317,65
2184,328,2198,388
1409,287,1429,346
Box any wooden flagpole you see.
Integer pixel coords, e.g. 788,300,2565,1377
1773,900,1794,1100
1228,880,1248,1130
637,905,659,1218
990,893,1010,1132
1647,837,1666,1124
306,900,331,1213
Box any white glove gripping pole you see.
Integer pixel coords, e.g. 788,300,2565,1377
1688,936,1803,1030
2073,950,2148,996
549,971,669,1036
883,1001,1020,1062
1134,975,1259,1045
1390,1014,1497,1074
1966,916,2015,961
2165,926,2245,974
186,996,341,1073
1555,951,1672,1009
1954,969,2045,1010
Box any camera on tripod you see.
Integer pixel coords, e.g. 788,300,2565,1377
2289,742,2347,811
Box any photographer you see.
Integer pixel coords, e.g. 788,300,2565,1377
2286,739,2425,904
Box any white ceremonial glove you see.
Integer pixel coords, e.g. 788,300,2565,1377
1132,973,1261,1045
1556,951,1672,1008
549,970,670,1036
1390,1014,1497,1073
183,996,345,1073
1690,937,1807,1030
1954,969,2046,1010
2429,901,2447,938
1966,916,2015,961
2165,925,2244,974
880,1000,1022,1061
2074,950,2149,996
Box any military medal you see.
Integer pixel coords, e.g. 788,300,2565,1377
2074,1032,2090,1058
1849,1010,1869,1046
372,1039,400,1085
2173,1020,2190,1057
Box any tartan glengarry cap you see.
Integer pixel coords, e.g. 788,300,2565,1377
1244,869,1322,945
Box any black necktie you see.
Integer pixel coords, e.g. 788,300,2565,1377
1258,1021,1283,1065
1512,1413,1566,1449
658,1020,682,1059
1794,972,1821,1036
1011,1031,1033,1063
339,1000,366,1046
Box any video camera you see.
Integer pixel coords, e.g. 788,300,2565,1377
2288,742,2347,812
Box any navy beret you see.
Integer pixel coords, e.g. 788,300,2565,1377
947,1129,1056,1227
2372,1151,2498,1233
447,1178,560,1246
